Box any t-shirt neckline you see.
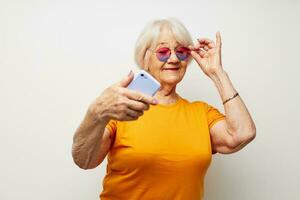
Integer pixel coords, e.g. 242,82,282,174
154,95,183,108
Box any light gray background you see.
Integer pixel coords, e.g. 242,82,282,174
1,0,299,199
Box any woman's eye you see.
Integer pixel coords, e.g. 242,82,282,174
157,48,169,53
176,47,190,55
158,50,168,54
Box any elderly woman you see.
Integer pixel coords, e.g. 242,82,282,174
72,18,256,200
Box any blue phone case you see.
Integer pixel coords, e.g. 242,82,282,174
127,70,161,96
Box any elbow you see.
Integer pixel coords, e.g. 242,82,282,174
226,122,256,148
73,158,90,170
235,125,257,147
72,147,97,170
248,123,257,141
72,155,97,170
239,120,256,141
72,152,88,170
221,123,256,154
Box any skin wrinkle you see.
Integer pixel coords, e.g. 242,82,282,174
144,28,187,104
72,19,256,173
142,25,255,153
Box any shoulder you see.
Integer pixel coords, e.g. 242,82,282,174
180,96,208,110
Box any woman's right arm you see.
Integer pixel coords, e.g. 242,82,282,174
72,107,111,170
72,71,157,169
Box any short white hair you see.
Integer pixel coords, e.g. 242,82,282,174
134,18,193,68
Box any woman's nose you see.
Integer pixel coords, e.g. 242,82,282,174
167,50,179,63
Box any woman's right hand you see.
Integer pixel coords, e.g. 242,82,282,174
88,71,158,122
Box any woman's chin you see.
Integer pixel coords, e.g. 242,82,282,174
160,76,181,85
154,70,185,85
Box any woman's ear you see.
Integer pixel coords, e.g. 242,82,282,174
143,50,151,71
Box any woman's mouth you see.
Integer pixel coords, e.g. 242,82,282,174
163,67,180,71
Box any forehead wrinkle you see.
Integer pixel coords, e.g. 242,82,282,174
158,41,179,45
155,41,181,49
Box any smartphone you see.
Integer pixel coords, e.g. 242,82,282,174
127,70,161,96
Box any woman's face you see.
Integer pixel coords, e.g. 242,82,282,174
146,28,189,86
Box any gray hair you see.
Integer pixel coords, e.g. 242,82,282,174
134,18,193,69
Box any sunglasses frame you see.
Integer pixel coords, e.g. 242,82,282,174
148,45,191,62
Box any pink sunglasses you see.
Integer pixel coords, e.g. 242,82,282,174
149,46,191,62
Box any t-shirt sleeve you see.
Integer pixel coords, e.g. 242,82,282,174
105,119,117,139
205,102,226,129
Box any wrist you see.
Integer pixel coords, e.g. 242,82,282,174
87,101,110,124
208,68,228,91
208,68,227,81
208,68,237,102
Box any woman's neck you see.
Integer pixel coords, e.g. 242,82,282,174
154,84,179,105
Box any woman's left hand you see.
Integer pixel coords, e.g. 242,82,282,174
189,31,223,77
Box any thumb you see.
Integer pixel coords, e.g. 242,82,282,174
190,51,202,64
118,70,134,87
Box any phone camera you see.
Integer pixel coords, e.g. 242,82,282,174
141,74,144,77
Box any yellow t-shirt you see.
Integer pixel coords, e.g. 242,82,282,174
100,96,225,200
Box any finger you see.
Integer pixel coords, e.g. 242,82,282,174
118,70,134,87
216,31,222,48
190,51,203,65
125,108,143,119
124,89,158,105
203,45,210,51
124,116,139,121
192,47,206,56
127,99,150,111
110,112,137,121
189,43,205,51
188,45,209,56
198,49,206,57
121,114,139,121
197,38,215,48
207,42,215,48
198,38,214,44
192,48,206,57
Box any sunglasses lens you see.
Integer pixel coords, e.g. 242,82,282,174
156,47,171,62
176,47,190,61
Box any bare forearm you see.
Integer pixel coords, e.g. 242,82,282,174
209,69,256,141
72,110,109,169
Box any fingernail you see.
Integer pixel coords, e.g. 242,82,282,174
152,99,158,104
128,70,133,76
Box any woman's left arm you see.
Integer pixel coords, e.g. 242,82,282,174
209,69,256,154
189,32,256,154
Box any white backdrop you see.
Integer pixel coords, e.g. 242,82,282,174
1,0,299,199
